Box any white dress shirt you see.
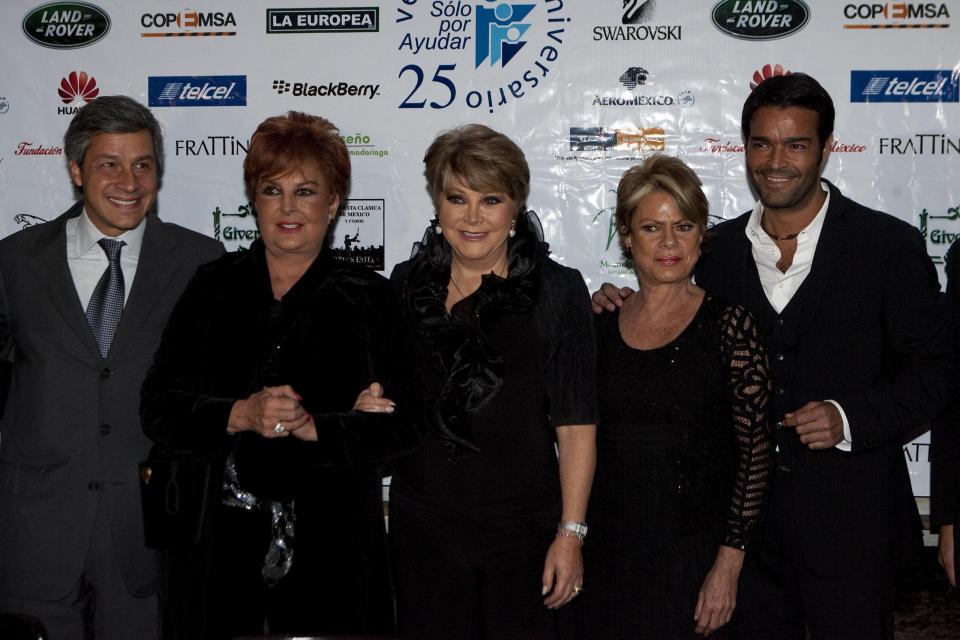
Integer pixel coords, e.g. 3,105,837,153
743,181,853,450
66,209,146,310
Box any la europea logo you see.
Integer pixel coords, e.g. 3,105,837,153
395,0,570,114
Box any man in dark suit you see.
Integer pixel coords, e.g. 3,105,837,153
0,96,224,638
594,74,954,638
931,238,959,588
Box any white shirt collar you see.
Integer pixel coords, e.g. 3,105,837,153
745,181,830,247
75,208,147,259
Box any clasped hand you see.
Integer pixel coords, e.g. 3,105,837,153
229,385,316,441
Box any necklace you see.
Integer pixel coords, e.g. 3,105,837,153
766,230,800,241
449,275,466,297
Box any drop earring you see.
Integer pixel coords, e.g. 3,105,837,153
434,221,442,234
508,217,517,238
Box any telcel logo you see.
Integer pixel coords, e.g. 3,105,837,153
148,75,246,107
851,70,959,102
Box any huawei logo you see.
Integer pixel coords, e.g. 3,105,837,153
750,64,791,91
58,71,100,104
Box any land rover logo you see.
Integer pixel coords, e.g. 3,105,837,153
22,2,111,49
711,0,809,41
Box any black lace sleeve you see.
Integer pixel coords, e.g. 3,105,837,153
719,303,773,549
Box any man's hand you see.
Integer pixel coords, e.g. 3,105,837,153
939,524,956,587
590,283,634,314
782,401,844,450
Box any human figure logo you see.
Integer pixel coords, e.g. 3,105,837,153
475,3,534,67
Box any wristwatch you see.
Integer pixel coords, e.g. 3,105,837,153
557,520,588,541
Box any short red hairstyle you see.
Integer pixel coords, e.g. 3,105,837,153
243,111,350,203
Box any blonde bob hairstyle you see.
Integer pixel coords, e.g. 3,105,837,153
615,154,709,236
423,124,530,210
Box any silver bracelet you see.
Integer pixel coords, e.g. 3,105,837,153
557,520,588,541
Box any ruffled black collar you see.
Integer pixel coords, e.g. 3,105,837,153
400,211,549,458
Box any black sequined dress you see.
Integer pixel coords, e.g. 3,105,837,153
578,297,771,639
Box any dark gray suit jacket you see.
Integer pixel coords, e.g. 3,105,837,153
0,201,224,600
696,181,955,578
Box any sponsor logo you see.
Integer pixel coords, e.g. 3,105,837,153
594,0,681,41
330,199,385,270
272,79,379,99
569,127,665,151
751,63,791,90
878,134,959,154
14,141,63,156
919,204,960,265
267,7,378,33
212,203,259,250
22,1,110,49
396,0,570,115
175,135,248,156
697,136,866,154
148,75,246,107
57,70,99,115
842,3,949,29
140,10,237,37
851,70,959,103
622,0,657,24
341,132,389,159
0,97,9,114
711,0,809,40
14,214,48,228
593,67,694,107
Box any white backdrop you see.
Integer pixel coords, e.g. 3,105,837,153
2,0,957,496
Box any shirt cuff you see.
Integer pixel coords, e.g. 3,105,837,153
825,399,852,451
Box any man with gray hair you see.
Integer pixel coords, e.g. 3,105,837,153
0,95,223,638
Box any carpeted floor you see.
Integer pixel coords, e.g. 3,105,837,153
895,547,960,639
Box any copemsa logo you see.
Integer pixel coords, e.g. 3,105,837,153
330,199,385,270
148,75,246,107
851,70,959,103
272,79,379,99
594,0,681,41
266,7,378,33
843,3,949,29
697,135,866,154
0,97,9,114
395,1,570,115
175,135,249,157
919,204,960,265
568,127,665,152
711,0,809,40
140,10,237,37
593,67,694,107
878,134,960,154
14,141,63,156
341,132,389,159
57,70,99,115
22,2,110,49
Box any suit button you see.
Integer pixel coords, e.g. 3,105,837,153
777,318,784,326
776,420,784,430
776,386,785,396
100,368,111,379
88,480,103,491
776,353,785,361
99,424,111,435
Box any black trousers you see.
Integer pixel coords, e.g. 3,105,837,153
735,470,895,640
390,491,571,640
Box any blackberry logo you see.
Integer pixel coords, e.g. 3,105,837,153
622,0,656,24
273,80,291,94
619,67,648,89
271,79,380,99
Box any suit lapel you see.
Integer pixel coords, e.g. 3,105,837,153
29,202,103,360
107,214,178,361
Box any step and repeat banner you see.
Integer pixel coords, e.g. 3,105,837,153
1,0,957,495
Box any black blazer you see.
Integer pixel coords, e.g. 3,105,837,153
931,239,960,531
695,180,955,579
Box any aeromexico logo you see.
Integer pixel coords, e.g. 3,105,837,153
22,2,110,49
711,0,809,40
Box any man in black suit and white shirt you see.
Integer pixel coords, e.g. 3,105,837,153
0,96,224,638
594,74,954,638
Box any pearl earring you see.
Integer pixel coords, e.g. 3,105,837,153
434,223,442,234
508,217,517,238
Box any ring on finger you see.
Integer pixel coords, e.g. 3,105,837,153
274,422,285,434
